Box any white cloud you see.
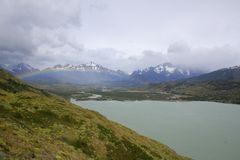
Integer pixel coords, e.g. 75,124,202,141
166,42,240,71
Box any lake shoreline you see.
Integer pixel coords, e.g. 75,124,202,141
72,100,240,160
71,97,240,106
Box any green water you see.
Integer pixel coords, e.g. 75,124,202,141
72,100,240,160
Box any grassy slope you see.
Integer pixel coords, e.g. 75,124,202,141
0,68,189,160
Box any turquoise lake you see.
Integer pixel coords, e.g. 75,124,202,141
72,100,240,160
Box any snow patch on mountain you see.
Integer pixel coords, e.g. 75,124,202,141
131,63,204,83
45,62,127,76
154,65,164,74
165,65,175,73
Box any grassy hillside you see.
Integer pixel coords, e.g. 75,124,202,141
0,68,189,160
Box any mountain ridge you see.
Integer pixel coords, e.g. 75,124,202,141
0,63,39,75
131,63,204,83
45,62,126,75
6,62,240,87
184,65,240,82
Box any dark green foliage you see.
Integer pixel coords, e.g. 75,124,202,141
97,124,119,143
39,89,52,97
61,137,95,158
0,151,6,160
22,109,59,127
97,124,153,160
147,79,240,104
0,78,27,93
73,139,95,157
141,145,163,159
61,115,78,125
106,139,153,160
207,80,240,90
0,102,10,114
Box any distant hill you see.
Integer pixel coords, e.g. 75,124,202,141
0,64,13,71
148,65,240,104
0,68,189,159
131,63,204,83
185,65,240,82
0,63,39,75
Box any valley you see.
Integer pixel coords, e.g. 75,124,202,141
2,62,240,104
31,79,240,104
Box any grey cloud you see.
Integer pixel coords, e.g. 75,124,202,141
3,0,82,29
0,0,82,65
0,0,239,72
167,43,240,71
0,50,30,65
167,41,191,54
89,0,108,12
135,50,166,68
127,42,240,72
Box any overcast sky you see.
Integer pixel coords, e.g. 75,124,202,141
0,0,240,72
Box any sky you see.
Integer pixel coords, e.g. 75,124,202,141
0,0,240,72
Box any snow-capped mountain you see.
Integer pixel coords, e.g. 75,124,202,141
0,63,39,75
45,62,116,73
22,62,130,85
131,63,203,83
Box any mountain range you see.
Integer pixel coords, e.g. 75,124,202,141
0,62,207,86
22,62,131,85
2,62,240,88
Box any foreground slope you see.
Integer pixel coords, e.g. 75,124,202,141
0,68,189,160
